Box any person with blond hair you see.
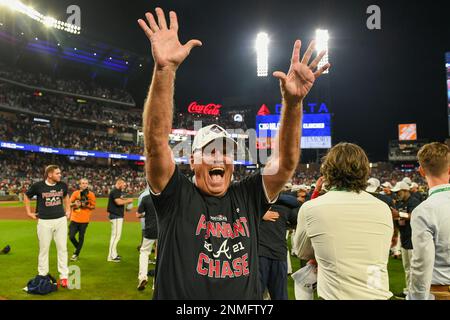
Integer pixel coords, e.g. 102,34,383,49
69,178,96,261
409,142,450,300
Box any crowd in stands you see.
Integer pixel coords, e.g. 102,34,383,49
0,113,142,154
0,149,428,199
0,85,142,128
0,151,147,197
0,66,135,104
0,67,429,200
290,166,426,191
0,85,249,144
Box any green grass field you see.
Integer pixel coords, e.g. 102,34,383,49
0,218,407,300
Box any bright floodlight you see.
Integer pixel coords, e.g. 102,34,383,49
315,29,329,74
42,16,56,28
0,0,81,34
255,32,269,77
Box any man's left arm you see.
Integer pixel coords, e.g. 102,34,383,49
409,208,435,300
263,40,330,200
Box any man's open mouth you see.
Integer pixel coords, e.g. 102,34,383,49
209,167,225,178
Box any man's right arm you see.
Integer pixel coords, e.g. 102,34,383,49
143,69,176,193
24,193,36,220
409,208,435,300
138,8,201,193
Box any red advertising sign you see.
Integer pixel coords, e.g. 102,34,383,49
188,102,222,116
257,104,271,116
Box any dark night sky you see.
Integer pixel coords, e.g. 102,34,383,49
16,0,450,161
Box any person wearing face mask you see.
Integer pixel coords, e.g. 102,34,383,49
138,7,330,299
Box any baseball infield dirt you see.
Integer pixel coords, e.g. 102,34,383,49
0,207,140,222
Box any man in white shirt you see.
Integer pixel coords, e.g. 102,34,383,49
409,142,450,300
293,143,393,300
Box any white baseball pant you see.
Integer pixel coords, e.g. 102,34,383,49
401,247,413,295
108,218,123,260
37,216,69,279
138,238,156,281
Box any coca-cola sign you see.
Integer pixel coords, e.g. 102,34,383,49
188,102,222,116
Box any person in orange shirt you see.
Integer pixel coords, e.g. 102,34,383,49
69,178,96,261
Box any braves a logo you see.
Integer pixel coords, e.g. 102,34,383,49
213,239,232,259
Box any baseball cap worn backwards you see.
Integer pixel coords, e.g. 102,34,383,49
191,124,237,153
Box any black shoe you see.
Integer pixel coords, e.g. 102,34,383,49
107,257,121,263
147,269,155,277
137,279,148,291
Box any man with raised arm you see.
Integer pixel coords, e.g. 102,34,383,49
138,7,330,299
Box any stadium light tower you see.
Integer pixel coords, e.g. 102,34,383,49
255,32,269,77
315,29,329,74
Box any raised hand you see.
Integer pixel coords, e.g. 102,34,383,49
138,8,202,71
273,40,330,105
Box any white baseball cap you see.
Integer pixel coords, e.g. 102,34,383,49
191,124,237,153
292,184,308,192
366,178,381,193
284,182,293,190
381,182,393,189
410,182,419,189
391,181,411,192
402,177,412,186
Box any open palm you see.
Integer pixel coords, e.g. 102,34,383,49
138,8,202,71
274,40,330,104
